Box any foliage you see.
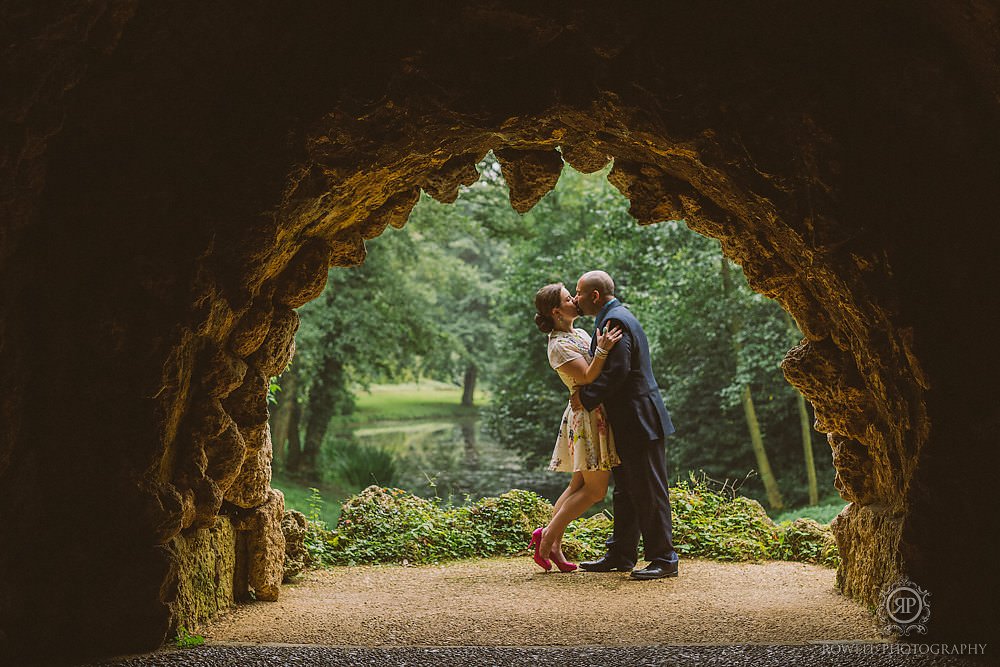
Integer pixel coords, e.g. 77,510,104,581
560,512,615,561
297,485,837,569
266,376,280,405
773,518,840,567
173,626,205,649
402,161,520,390
772,500,847,525
312,486,551,566
670,479,779,561
327,437,398,489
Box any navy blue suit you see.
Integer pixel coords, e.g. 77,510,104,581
580,299,678,567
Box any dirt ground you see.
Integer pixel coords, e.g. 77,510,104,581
204,557,882,646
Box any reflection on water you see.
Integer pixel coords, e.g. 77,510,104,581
353,417,567,503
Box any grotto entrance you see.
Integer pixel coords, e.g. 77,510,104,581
2,2,998,663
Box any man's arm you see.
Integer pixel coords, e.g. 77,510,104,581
577,321,632,411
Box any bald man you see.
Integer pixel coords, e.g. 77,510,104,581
571,270,679,579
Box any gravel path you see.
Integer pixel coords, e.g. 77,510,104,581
82,558,992,665
205,557,880,645
89,644,988,666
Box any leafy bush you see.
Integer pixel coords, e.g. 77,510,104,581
296,483,839,569
311,486,552,566
561,512,614,561
671,480,780,561
773,517,840,567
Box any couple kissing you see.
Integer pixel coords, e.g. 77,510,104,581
531,270,679,580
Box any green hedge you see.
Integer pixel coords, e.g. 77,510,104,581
299,482,839,569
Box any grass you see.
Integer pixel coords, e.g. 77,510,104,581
350,381,488,424
771,499,848,525
272,471,346,526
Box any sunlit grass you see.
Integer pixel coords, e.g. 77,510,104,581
351,381,489,423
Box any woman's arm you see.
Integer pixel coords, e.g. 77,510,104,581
557,326,622,386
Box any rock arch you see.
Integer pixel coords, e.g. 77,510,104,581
2,2,998,662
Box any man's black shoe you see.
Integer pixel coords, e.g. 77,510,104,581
579,554,635,572
629,561,679,580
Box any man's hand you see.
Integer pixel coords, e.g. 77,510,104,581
570,388,583,411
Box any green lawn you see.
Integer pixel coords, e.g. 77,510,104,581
350,381,488,423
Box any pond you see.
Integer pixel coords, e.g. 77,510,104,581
352,417,570,504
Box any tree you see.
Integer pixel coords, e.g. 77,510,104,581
721,254,784,510
485,158,830,507
276,226,440,476
404,157,526,404
784,311,819,505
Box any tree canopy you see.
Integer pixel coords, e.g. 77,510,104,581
271,153,833,508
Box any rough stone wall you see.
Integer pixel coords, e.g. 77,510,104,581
2,1,999,662
167,517,236,631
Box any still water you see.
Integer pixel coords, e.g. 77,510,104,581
353,417,569,503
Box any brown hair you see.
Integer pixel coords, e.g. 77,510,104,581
534,283,564,334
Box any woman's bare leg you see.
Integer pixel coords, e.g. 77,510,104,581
552,472,583,515
550,472,583,560
540,470,610,559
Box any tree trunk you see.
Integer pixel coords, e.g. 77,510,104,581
796,391,819,505
461,419,478,467
740,385,785,510
461,362,477,406
269,366,298,470
284,388,304,473
721,255,785,510
300,354,345,475
783,311,819,505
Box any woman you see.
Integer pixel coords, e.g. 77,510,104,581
530,282,622,572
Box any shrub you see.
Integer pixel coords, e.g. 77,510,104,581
671,480,780,561
322,486,553,565
562,512,614,561
774,517,840,567
294,483,840,570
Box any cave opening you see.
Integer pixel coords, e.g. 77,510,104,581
2,3,998,663
270,150,838,522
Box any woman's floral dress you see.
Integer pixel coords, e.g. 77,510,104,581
546,328,620,472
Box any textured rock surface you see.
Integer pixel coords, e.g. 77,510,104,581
281,510,311,582
2,2,999,664
167,517,236,632
231,488,286,602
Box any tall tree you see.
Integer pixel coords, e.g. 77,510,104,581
485,158,830,507
721,255,784,510
405,156,524,404
784,311,819,505
278,226,440,477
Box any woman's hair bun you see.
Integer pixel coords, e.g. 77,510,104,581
534,312,554,334
534,282,563,334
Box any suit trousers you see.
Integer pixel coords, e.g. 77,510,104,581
606,436,678,566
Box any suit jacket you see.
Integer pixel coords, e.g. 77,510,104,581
580,302,675,443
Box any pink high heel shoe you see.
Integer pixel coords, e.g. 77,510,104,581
529,528,552,571
549,549,578,573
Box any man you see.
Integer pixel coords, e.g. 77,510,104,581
570,270,679,580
